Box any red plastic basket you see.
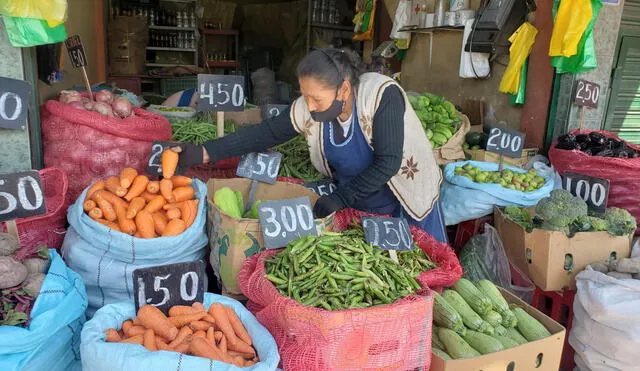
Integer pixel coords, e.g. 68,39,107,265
531,287,576,370
0,167,69,259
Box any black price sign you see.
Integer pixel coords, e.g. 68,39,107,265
133,261,206,314
485,125,525,158
146,141,185,176
263,104,289,119
0,77,31,130
197,74,245,112
362,217,414,251
0,171,46,222
64,35,88,68
562,171,610,213
574,79,601,108
236,152,282,184
305,179,337,196
258,197,317,249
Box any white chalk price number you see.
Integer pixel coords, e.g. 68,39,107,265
133,261,205,313
305,179,337,196
0,77,31,130
0,171,46,222
263,104,289,119
485,125,525,158
574,79,600,108
258,197,317,249
236,152,282,184
362,217,414,251
197,74,245,112
146,141,183,176
562,171,609,213
64,35,88,68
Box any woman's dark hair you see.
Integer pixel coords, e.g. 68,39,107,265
296,47,364,89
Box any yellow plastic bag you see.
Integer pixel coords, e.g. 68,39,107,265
499,22,538,95
0,0,68,27
549,0,592,57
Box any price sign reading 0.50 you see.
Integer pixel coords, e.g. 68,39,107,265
258,197,317,249
484,125,526,159
305,179,337,196
0,171,46,222
562,171,610,213
64,35,88,68
362,217,414,251
197,74,245,112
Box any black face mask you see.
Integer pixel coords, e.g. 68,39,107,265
310,99,344,122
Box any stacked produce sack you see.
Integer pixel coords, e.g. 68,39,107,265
0,235,87,371
81,294,280,370
62,162,208,316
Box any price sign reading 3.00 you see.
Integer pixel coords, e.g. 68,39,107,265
484,125,526,159
236,152,282,184
0,171,46,222
197,74,245,112
258,197,317,249
562,171,610,213
362,217,414,251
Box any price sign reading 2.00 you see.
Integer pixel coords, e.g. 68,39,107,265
362,217,414,251
484,125,526,159
258,197,317,249
146,141,184,176
197,74,245,112
0,171,46,222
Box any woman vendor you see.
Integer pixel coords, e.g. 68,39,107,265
173,48,447,243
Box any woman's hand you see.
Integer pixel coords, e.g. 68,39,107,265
313,195,346,218
168,143,208,170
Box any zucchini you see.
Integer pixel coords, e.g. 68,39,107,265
512,306,551,341
462,330,504,355
494,324,509,337
492,334,520,349
476,280,518,327
482,310,503,327
454,278,493,315
432,347,452,360
506,327,528,345
433,291,467,336
432,326,445,349
438,327,481,359
442,289,494,335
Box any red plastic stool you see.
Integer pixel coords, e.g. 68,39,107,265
531,287,576,371
453,215,494,254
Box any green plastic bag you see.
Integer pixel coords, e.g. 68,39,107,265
2,16,67,47
509,58,529,105
551,0,602,74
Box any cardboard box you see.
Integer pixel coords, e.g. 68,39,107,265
224,107,263,126
431,288,566,371
494,207,632,291
464,148,539,168
207,178,334,297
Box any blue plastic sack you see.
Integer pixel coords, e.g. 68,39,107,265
62,179,209,317
0,250,87,371
441,160,554,225
81,293,280,371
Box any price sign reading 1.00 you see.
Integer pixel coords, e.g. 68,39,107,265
0,171,46,222
484,125,526,159
236,152,282,185
133,261,205,314
562,171,610,213
197,74,245,112
258,197,317,249
362,217,414,251
0,77,31,130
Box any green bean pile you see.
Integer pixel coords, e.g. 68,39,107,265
273,135,324,182
170,117,236,145
265,226,437,310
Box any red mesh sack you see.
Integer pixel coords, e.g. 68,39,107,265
41,100,172,202
0,167,69,258
549,129,640,234
238,249,434,371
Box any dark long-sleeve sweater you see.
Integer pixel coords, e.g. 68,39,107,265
203,85,405,208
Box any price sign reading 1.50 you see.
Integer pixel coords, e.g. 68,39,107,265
0,171,46,222
258,197,317,249
197,74,245,112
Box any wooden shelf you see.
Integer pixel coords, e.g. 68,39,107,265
147,47,197,52
201,29,239,36
146,63,197,68
149,25,196,31
311,23,354,32
398,25,464,33
206,60,240,68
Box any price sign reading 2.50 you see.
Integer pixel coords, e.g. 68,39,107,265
197,74,245,112
0,171,46,222
362,217,414,251
258,197,317,249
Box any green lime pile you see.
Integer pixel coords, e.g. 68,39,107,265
454,164,545,192
408,93,460,148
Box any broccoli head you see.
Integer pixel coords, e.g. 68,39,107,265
504,206,533,232
571,215,609,234
535,189,588,228
604,207,637,236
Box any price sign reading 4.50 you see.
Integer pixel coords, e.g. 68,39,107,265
64,35,88,68
258,197,317,249
0,77,31,130
305,179,337,196
197,74,245,112
0,171,46,222
484,125,526,159
236,152,282,185
562,171,610,213
146,141,185,176
362,217,414,251
133,261,206,314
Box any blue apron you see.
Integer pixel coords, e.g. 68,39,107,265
178,88,197,107
322,107,448,244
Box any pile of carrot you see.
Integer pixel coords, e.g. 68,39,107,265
105,303,259,367
83,151,197,238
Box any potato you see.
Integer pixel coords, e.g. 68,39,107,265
0,256,28,289
0,233,19,256
22,257,50,274
607,271,633,280
615,258,640,274
22,273,45,296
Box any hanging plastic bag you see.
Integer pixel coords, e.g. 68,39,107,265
551,0,602,74
549,0,592,58
499,22,538,95
459,19,490,78
353,0,376,41
390,0,412,49
509,58,529,105
3,16,68,47
0,0,68,27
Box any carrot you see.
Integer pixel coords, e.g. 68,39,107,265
160,179,174,202
219,332,228,353
193,330,207,338
192,302,206,312
190,320,212,332
124,175,150,202
161,149,179,179
95,219,121,231
89,208,103,220
165,208,181,220
171,176,193,187
162,219,186,237
180,200,199,229
122,320,133,334
228,338,256,357
209,303,238,346
168,326,193,348
202,314,216,324
93,190,129,209
143,195,166,213
86,181,106,200
163,202,182,211
225,306,252,345
206,327,215,344
152,212,168,236
172,186,195,203
105,328,122,342
228,350,256,359
146,181,160,194
105,176,127,197
125,325,147,337
120,334,144,344
167,312,206,328
156,337,171,351
135,211,156,239
139,191,157,203
120,168,139,189
126,197,146,219
190,337,229,362
172,339,191,354
168,305,198,317
93,193,117,222
83,199,97,212
138,304,178,341
133,316,142,325
214,331,223,342
115,203,136,236
143,328,157,351
245,360,257,366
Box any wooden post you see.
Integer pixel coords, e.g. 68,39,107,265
217,111,225,138
389,250,399,263
6,220,19,242
81,66,94,101
498,154,504,172
578,106,586,133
